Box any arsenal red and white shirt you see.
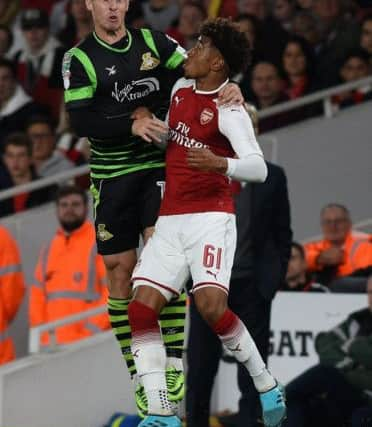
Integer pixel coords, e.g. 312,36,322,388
159,78,263,216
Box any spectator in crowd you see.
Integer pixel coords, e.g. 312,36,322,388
250,61,288,109
0,25,13,59
0,133,56,217
234,13,261,99
26,115,74,179
284,277,372,427
14,9,65,120
331,48,372,111
56,105,89,166
312,0,360,88
0,0,20,27
167,1,207,50
273,0,298,32
142,0,179,31
250,60,306,131
21,0,55,14
0,58,46,149
282,241,328,291
237,0,289,65
304,203,372,286
291,10,322,49
57,0,93,48
296,0,313,10
187,106,292,427
360,14,372,61
29,185,110,346
0,225,25,364
281,35,318,99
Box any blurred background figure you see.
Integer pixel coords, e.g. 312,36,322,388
142,0,179,31
282,241,328,292
0,25,13,59
359,13,372,62
0,58,46,149
331,48,372,110
273,0,297,32
56,0,93,48
291,10,322,49
0,225,25,364
167,1,207,50
26,115,74,179
0,132,56,217
311,0,360,88
29,185,109,347
284,277,372,427
281,35,318,99
14,8,64,120
304,203,372,286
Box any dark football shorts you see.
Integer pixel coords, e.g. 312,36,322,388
91,168,165,255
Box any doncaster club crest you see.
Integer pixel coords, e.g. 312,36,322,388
200,108,214,125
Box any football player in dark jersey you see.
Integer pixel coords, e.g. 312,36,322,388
62,0,244,418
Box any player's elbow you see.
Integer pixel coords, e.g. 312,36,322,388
255,159,268,183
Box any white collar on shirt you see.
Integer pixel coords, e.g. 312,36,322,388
194,78,229,95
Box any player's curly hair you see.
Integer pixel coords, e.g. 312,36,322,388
200,18,251,77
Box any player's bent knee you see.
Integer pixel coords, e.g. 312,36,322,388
128,300,159,332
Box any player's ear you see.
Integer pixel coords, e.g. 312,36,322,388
85,0,92,12
211,55,225,72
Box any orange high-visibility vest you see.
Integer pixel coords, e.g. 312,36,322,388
0,226,25,364
30,221,109,345
305,231,372,277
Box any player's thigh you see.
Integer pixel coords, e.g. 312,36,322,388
132,216,189,301
138,168,165,234
91,175,141,256
187,212,237,295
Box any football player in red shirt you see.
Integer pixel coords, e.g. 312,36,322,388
128,18,286,427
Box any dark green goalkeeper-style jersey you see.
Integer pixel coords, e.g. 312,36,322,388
63,28,185,180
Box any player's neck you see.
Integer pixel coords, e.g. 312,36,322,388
94,25,127,45
195,74,228,93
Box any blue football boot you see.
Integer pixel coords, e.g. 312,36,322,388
259,383,286,427
138,415,182,427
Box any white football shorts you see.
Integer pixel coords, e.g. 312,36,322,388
132,212,237,301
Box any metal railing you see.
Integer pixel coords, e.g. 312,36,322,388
257,75,372,120
28,305,106,354
0,164,89,202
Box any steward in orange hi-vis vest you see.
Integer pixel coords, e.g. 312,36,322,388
0,226,25,364
30,220,109,346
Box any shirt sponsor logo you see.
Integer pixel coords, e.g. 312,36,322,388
111,77,160,103
200,108,214,125
140,52,160,71
169,121,209,149
97,224,113,242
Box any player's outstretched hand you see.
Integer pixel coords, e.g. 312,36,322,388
217,82,244,107
187,148,227,173
132,117,168,143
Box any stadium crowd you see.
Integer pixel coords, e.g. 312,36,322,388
0,1,372,426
